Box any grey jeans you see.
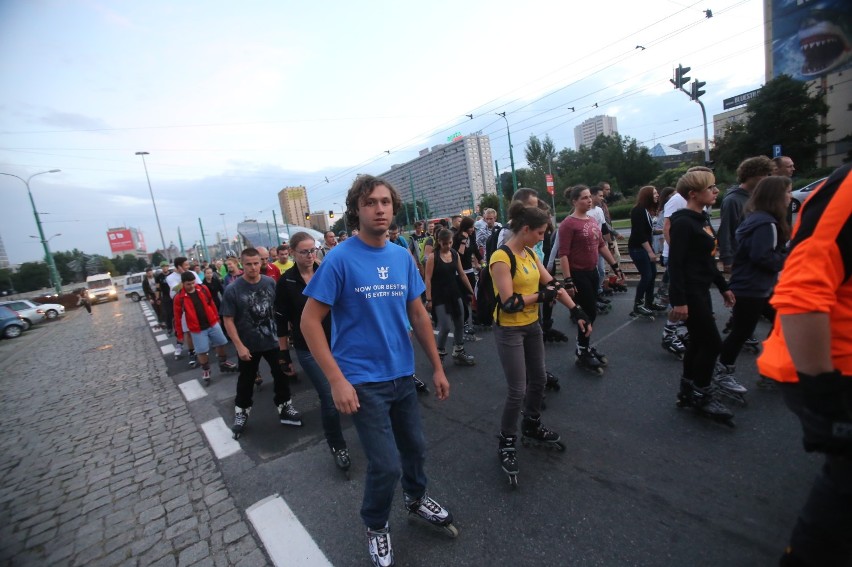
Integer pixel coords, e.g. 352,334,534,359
493,322,547,436
435,300,464,350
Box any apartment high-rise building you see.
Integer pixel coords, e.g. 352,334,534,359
573,115,618,150
379,134,495,221
277,186,311,229
0,233,9,269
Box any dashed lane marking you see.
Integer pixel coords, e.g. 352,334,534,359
160,343,176,355
155,334,168,342
200,418,241,459
178,379,208,402
246,494,333,567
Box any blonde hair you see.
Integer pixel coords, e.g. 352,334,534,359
675,170,715,200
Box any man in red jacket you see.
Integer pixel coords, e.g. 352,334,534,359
174,271,238,385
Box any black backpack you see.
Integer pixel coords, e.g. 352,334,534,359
475,242,521,327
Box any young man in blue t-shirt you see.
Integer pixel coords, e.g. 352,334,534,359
301,175,455,567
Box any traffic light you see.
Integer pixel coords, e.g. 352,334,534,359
690,79,706,101
328,210,334,218
670,64,691,90
304,213,310,220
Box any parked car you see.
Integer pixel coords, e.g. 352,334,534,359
0,299,65,326
0,305,26,339
791,177,827,213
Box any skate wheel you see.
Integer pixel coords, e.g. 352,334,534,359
508,475,518,489
443,524,460,538
554,442,566,452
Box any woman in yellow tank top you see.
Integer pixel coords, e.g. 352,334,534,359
490,201,591,487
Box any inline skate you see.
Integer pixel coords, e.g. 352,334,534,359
277,400,302,427
188,350,198,368
331,446,351,479
662,325,687,360
575,346,604,375
498,434,519,488
366,523,394,567
232,406,250,439
521,414,565,451
219,360,238,373
544,371,561,391
201,367,211,386
543,327,570,342
629,302,655,321
404,493,458,537
676,379,735,427
463,324,477,342
452,346,475,366
174,342,183,360
608,275,628,292
588,346,608,366
742,337,761,354
712,363,748,406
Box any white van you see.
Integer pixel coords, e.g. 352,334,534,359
123,272,147,302
85,273,118,304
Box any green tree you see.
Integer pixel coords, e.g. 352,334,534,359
0,268,14,292
11,262,50,293
711,74,829,172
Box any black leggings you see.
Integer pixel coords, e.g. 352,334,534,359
719,296,774,366
682,291,721,387
572,269,598,348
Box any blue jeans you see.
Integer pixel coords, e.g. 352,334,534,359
295,348,345,450
351,376,427,529
629,247,657,306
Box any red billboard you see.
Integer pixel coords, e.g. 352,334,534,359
107,229,135,253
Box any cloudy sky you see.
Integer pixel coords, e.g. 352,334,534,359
0,0,765,265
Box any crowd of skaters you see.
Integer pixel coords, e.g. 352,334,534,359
131,155,849,566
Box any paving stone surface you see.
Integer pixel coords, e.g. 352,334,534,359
0,302,268,566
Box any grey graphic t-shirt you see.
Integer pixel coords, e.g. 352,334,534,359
219,275,278,352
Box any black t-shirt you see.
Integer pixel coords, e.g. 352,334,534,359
188,291,210,330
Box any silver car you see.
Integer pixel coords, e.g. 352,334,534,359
791,177,827,213
0,299,65,326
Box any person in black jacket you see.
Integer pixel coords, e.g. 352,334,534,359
627,185,666,316
715,176,791,394
668,169,737,424
274,231,352,476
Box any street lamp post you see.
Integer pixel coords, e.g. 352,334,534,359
547,154,558,218
0,169,63,293
497,112,518,196
135,152,169,261
219,213,230,254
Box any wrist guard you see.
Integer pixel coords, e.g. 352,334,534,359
570,305,591,325
501,293,525,313
795,370,852,455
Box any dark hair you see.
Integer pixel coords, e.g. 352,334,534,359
414,221,423,229
635,185,657,212
459,216,474,233
240,247,260,259
745,176,792,242
345,175,401,230
512,187,538,204
180,271,196,283
436,228,453,250
174,256,187,268
589,185,602,196
277,244,289,253
389,223,399,231
659,187,676,207
289,231,314,250
737,156,774,183
507,201,549,232
566,184,590,202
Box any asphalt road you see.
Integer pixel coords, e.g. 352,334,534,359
145,291,815,567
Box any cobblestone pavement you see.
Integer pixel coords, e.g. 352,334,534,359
0,302,269,566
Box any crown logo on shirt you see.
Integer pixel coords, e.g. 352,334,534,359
377,266,389,280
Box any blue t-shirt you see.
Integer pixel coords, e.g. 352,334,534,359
303,236,425,385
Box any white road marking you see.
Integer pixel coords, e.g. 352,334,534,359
178,379,208,402
160,343,175,355
200,418,241,459
246,495,333,567
155,334,168,342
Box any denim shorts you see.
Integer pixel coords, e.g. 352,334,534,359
190,322,228,354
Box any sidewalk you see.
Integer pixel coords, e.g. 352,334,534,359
0,302,268,566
